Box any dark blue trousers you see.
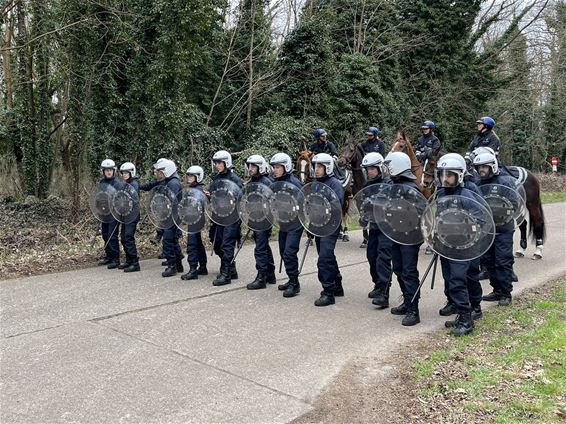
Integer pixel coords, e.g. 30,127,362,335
209,222,241,267
187,232,207,267
278,228,303,278
483,231,514,295
315,228,341,292
391,243,421,302
367,228,392,288
254,229,275,275
102,220,120,261
120,221,139,264
163,225,182,266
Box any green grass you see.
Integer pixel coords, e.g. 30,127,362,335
541,192,566,203
413,278,566,423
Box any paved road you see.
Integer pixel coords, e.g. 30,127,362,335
1,203,564,423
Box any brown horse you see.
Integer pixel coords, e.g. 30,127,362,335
421,153,546,260
296,149,353,241
390,130,434,199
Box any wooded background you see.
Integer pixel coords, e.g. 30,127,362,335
1,0,565,206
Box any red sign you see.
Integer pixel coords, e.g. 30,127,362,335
551,156,558,166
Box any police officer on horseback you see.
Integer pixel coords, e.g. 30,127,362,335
467,117,501,157
360,127,386,156
310,128,338,157
415,120,441,164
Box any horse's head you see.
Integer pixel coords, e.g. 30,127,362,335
422,157,437,189
296,150,313,184
337,141,357,168
391,130,410,153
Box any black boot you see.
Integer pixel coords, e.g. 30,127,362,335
402,303,420,326
118,262,129,270
478,265,489,280
278,280,290,291
391,300,408,315
265,272,277,285
162,265,177,277
213,265,231,286
451,312,474,337
368,284,380,298
498,294,512,306
247,273,267,290
197,265,208,275
471,304,483,320
176,258,184,273
107,260,120,270
439,301,457,316
161,260,168,266
333,279,344,297
230,263,238,280
315,291,335,307
482,290,503,302
181,265,199,280
283,276,300,298
123,263,140,273
98,257,112,266
372,286,390,309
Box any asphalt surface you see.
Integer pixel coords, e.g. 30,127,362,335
1,202,565,423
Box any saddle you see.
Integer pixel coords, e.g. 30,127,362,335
333,158,352,189
504,166,527,186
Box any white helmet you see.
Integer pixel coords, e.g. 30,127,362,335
119,162,136,178
384,152,415,180
473,146,496,157
154,158,177,178
361,152,386,180
436,153,466,187
312,153,334,177
152,158,167,170
212,150,233,170
186,165,204,183
270,153,293,174
473,151,499,177
245,154,269,176
100,159,116,170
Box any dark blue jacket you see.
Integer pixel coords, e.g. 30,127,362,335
392,176,420,192
212,169,243,189
363,176,392,230
316,175,345,206
468,130,501,155
275,172,303,190
139,178,161,192
360,138,386,156
416,133,441,158
125,177,140,195
251,174,273,187
164,174,182,196
310,140,338,156
476,173,516,233
100,175,124,190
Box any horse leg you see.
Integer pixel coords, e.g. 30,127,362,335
531,203,545,260
515,220,528,258
360,227,368,248
341,217,350,242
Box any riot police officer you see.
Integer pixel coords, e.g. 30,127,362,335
270,153,304,298
209,150,243,286
98,159,122,269
309,128,338,156
383,152,422,326
474,151,515,306
117,162,141,272
245,155,277,290
180,166,209,280
310,153,345,307
415,120,441,164
467,117,501,157
360,152,393,308
360,127,386,156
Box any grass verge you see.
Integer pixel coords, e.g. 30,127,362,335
541,192,566,203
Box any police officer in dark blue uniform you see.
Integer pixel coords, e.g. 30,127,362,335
474,151,515,306
309,128,338,156
245,155,277,290
180,165,209,281
270,153,305,298
384,152,423,326
434,153,485,336
209,150,243,286
310,153,345,307
360,152,393,308
360,127,386,156
117,162,141,273
415,120,441,164
153,159,184,278
97,159,122,269
467,117,501,157
139,161,166,256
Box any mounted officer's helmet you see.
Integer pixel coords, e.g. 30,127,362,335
366,126,380,136
270,153,293,174
245,154,270,176
313,128,327,138
384,151,415,180
212,150,233,170
361,152,385,180
119,162,136,178
154,159,177,178
473,151,499,178
436,153,466,187
186,165,204,183
476,116,496,129
421,120,436,129
100,159,116,170
312,153,334,177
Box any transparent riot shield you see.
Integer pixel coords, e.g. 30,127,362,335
299,181,342,237
173,188,209,234
269,181,305,232
147,185,178,229
110,183,140,224
351,183,390,226
373,184,427,245
89,181,120,223
238,182,274,231
421,195,496,261
478,184,524,229
207,179,242,226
